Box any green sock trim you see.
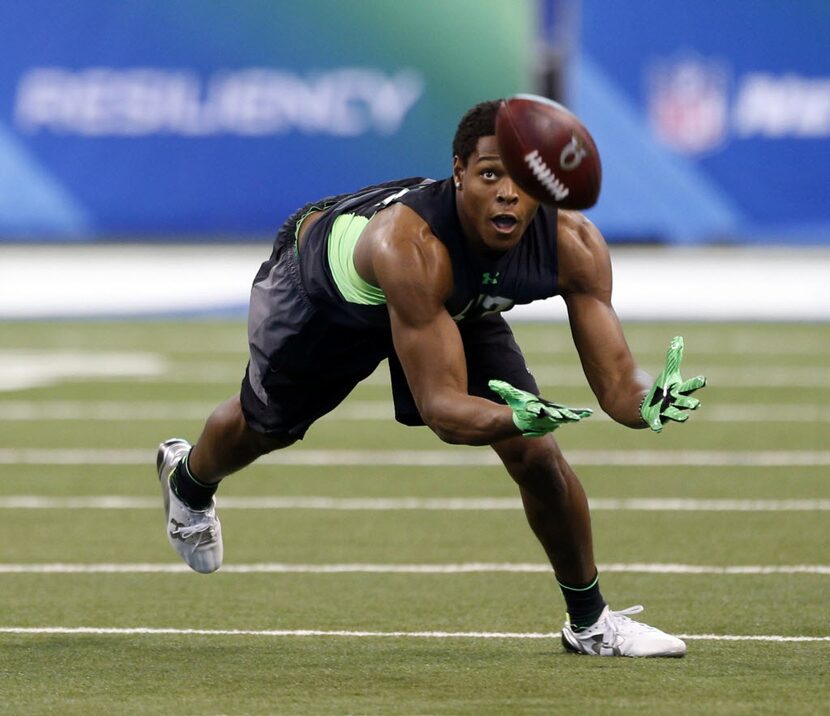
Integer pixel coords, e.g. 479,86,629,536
180,453,213,489
557,573,599,592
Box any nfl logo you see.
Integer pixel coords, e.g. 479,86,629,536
646,54,731,154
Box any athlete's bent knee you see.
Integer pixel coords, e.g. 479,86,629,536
218,394,296,456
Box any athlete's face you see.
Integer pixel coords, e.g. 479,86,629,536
453,135,540,256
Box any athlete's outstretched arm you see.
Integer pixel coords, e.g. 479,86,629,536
556,211,654,427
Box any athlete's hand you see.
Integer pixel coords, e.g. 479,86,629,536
488,379,593,438
640,336,707,433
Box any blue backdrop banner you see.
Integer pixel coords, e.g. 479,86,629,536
570,0,830,244
4,1,829,244
0,0,534,238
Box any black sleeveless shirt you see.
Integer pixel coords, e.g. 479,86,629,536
296,177,560,328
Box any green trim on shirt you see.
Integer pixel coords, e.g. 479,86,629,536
327,213,386,305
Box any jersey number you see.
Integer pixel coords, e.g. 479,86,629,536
452,294,516,321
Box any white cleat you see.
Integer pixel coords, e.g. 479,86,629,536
156,438,223,574
561,605,686,657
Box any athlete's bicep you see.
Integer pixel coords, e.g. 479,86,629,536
367,211,468,418
359,208,519,445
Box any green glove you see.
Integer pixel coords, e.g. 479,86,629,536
640,336,707,433
489,379,593,438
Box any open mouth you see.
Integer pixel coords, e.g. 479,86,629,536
491,214,519,233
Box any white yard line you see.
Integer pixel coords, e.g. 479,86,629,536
529,365,830,388
0,401,218,421
1,448,829,467
516,335,830,357
0,625,826,643
148,364,830,388
0,351,168,391
0,496,827,511
0,562,827,575
7,362,810,389
2,400,830,422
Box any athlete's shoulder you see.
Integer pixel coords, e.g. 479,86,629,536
360,189,452,298
558,209,604,248
366,196,444,254
556,210,612,294
366,177,445,236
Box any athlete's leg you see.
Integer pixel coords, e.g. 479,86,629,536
491,433,596,586
188,393,294,484
490,414,687,656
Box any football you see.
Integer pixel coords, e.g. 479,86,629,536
495,94,602,209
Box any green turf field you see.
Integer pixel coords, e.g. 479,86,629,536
0,320,828,715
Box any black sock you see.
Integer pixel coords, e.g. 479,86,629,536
558,573,607,631
169,453,217,510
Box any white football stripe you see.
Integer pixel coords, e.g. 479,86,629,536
0,626,826,643
0,448,828,467
0,563,826,575
1,400,829,422
0,496,827,512
0,401,218,421
516,335,830,356
529,365,830,388
0,351,166,391
148,364,830,388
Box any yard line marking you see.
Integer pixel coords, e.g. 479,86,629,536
0,401,217,421
519,337,830,357
0,563,827,575
530,365,830,388
148,364,830,388
3,401,830,423
0,496,828,512
0,351,166,392
284,403,825,424
1,449,830,467
699,405,830,422
0,626,826,643
676,634,830,643
9,336,825,359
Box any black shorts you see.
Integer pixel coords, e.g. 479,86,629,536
387,314,540,426
240,228,539,438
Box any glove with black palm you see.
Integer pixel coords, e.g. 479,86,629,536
640,336,707,433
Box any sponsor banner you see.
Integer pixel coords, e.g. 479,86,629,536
14,67,425,138
573,0,830,243
0,0,533,238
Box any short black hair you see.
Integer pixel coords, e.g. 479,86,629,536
452,99,502,165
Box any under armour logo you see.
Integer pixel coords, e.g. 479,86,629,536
169,518,188,542
481,272,499,285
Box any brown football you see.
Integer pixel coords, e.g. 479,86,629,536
495,94,602,209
